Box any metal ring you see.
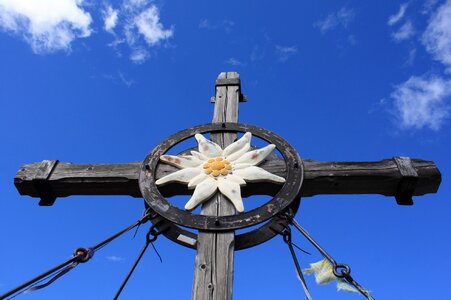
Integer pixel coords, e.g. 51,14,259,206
149,197,301,250
139,123,303,231
333,264,351,278
74,248,93,263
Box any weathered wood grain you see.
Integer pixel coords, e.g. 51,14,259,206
192,72,239,300
15,162,144,199
14,158,441,202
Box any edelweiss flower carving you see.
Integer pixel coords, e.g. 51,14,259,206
155,132,285,212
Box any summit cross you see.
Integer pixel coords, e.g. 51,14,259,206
14,72,441,300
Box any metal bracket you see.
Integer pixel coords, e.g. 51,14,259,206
393,156,418,205
32,160,59,206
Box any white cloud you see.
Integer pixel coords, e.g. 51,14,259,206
250,45,265,62
106,1,174,63
225,57,243,66
106,255,124,262
103,5,118,33
392,21,415,42
222,19,234,33
314,7,355,33
390,75,451,130
130,48,149,64
422,0,451,71
199,19,213,29
118,71,134,87
422,0,439,14
0,0,92,53
133,5,173,46
388,3,409,26
198,18,234,33
404,47,417,66
276,45,297,62
0,0,174,62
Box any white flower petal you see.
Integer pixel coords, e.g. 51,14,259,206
185,177,218,210
160,155,203,169
233,144,276,165
188,173,210,189
190,150,209,161
217,177,244,212
195,134,223,157
233,166,285,183
223,132,252,158
224,174,246,186
233,163,252,170
155,168,202,185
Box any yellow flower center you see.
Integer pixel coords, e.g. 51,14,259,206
203,157,232,177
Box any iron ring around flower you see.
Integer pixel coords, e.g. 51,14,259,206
139,123,303,249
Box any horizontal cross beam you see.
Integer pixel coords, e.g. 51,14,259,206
14,157,441,206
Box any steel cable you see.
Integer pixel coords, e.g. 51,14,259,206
290,217,375,300
0,210,154,299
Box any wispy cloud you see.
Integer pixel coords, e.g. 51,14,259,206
0,0,92,53
250,45,265,62
133,5,173,46
387,4,415,43
225,57,244,66
0,0,174,63
404,47,417,66
199,19,214,29
130,48,149,64
314,7,355,34
422,0,451,72
96,71,135,87
198,19,234,33
384,0,451,130
118,71,134,87
103,5,118,33
109,1,174,63
389,74,451,130
106,255,124,262
392,21,415,42
275,45,297,62
422,0,439,14
222,20,234,33
388,3,409,26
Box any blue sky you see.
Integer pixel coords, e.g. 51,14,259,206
0,0,450,299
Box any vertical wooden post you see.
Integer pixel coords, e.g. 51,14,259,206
192,72,242,300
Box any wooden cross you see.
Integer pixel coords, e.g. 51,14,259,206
14,72,441,300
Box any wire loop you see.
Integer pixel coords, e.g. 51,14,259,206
74,247,94,263
333,264,351,278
